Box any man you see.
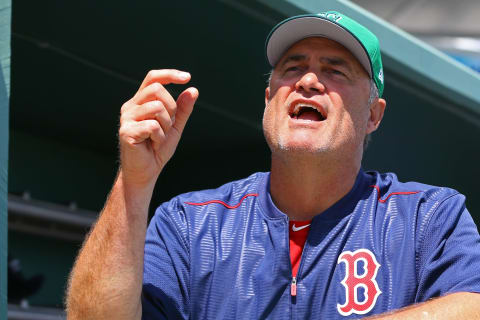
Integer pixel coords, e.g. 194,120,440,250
66,11,480,319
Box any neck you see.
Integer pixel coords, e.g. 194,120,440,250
269,152,360,221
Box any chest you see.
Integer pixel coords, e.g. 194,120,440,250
188,210,419,319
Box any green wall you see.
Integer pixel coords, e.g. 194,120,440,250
0,0,10,316
8,231,79,307
9,130,117,212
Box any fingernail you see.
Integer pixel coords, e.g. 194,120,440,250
171,115,176,124
179,72,190,80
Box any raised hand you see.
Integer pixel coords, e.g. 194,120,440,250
119,69,199,187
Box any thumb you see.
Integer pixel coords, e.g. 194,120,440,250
174,87,199,134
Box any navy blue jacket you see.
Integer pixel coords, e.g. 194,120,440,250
142,170,480,319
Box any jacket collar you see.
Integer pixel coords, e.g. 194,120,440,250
257,168,371,221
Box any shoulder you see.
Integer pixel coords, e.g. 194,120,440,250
146,172,268,248
364,170,469,246
161,172,266,210
153,172,268,221
365,170,463,207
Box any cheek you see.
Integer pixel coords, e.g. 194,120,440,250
354,101,371,125
331,91,369,125
330,101,369,141
262,103,274,133
263,96,281,122
264,99,281,121
262,103,278,147
346,107,370,143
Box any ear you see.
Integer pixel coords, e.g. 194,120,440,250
366,98,386,134
265,87,270,107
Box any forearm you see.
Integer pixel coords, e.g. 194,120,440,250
365,292,480,320
66,170,154,320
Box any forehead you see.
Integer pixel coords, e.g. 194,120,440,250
277,37,368,75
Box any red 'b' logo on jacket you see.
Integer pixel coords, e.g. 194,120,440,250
337,249,381,316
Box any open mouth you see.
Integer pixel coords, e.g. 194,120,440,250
289,104,326,122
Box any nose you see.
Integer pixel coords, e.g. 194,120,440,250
295,72,325,93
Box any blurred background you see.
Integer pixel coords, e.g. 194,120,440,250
3,0,480,318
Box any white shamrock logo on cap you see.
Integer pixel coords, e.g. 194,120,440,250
378,69,384,84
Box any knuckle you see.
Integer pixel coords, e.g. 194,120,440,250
158,105,168,115
150,82,162,92
142,100,162,115
120,106,134,122
147,100,159,109
119,113,131,125
153,89,163,100
151,100,164,112
148,120,161,131
118,124,130,139
120,101,130,113
146,70,156,81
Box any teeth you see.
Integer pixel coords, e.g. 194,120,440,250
292,104,319,116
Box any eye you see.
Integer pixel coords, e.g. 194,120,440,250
329,68,346,76
285,66,300,72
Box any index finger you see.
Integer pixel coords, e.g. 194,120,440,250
138,69,191,91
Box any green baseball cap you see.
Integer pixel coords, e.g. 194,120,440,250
266,11,384,97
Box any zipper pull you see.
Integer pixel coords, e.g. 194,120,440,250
291,277,297,296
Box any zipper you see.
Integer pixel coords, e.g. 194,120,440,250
286,217,295,320
286,217,296,298
291,276,297,296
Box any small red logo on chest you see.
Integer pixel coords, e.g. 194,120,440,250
337,249,382,316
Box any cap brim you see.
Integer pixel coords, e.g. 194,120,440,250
266,16,372,78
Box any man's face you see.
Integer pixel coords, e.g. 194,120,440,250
263,37,382,161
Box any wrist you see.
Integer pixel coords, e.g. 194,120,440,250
116,169,157,212
119,165,159,190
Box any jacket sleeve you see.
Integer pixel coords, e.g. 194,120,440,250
142,200,190,320
415,193,480,301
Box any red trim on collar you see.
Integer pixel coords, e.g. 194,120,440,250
185,193,259,209
370,185,420,203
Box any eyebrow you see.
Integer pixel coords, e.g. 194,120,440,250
279,54,354,73
319,57,353,73
279,54,307,67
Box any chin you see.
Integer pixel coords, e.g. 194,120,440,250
274,139,331,155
